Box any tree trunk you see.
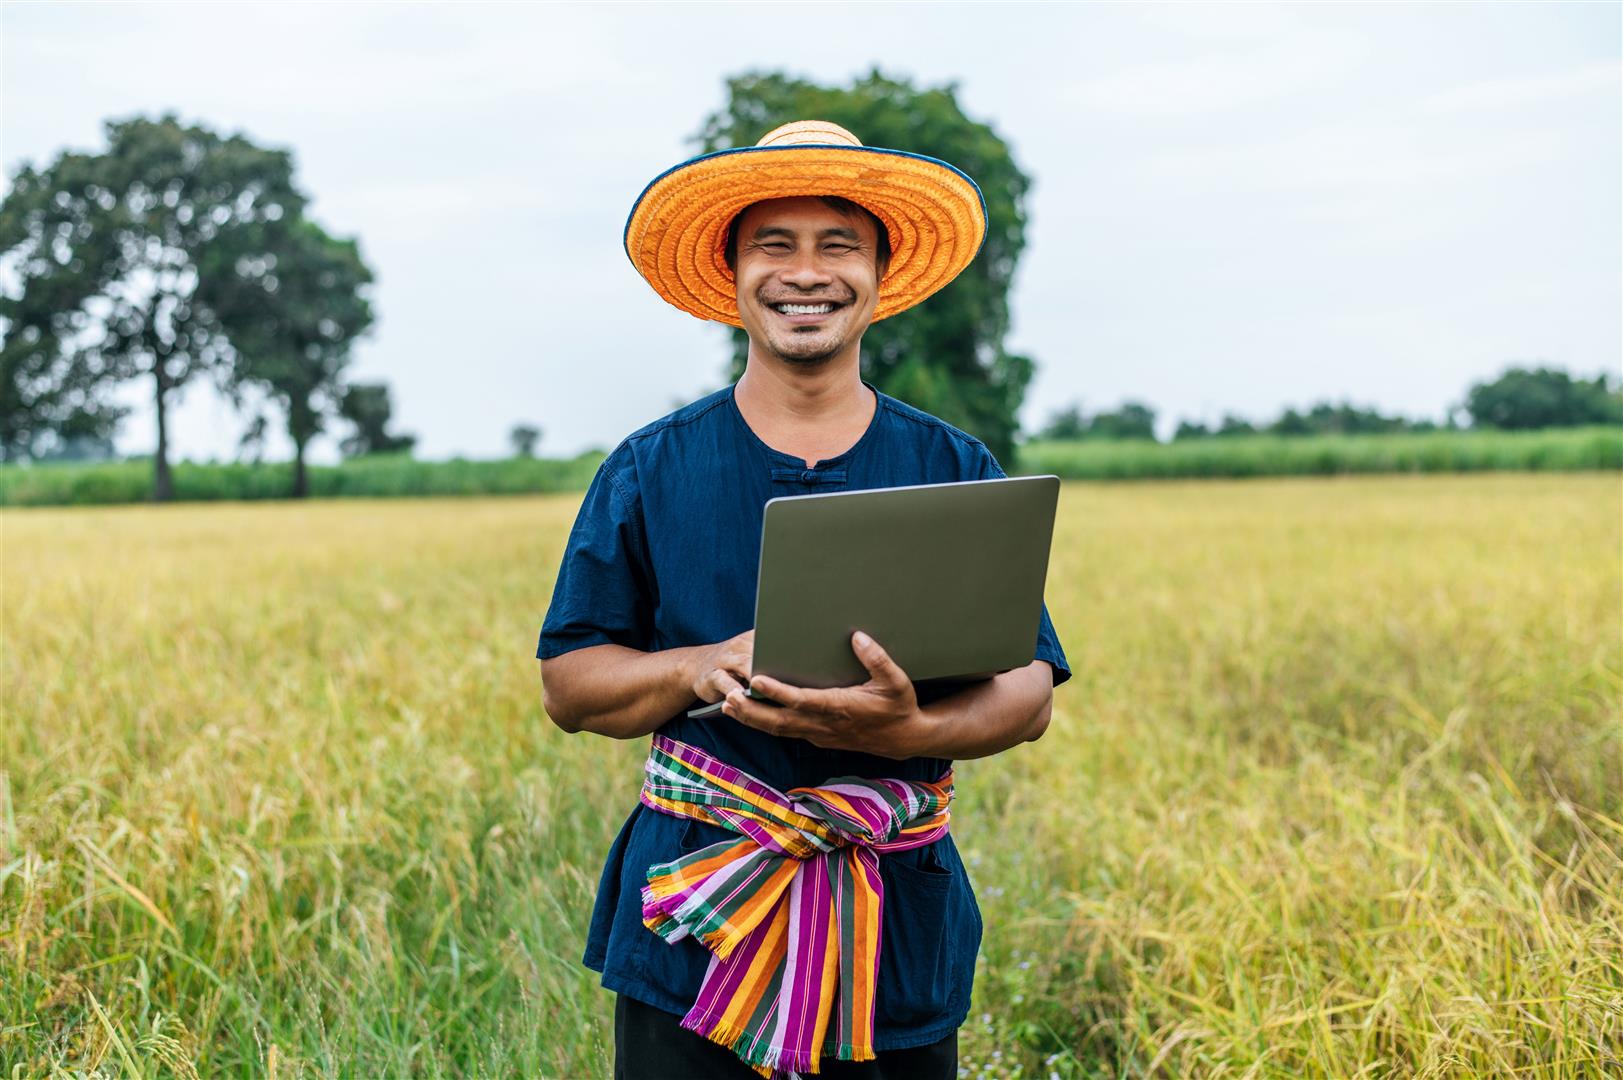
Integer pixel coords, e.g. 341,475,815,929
152,366,173,502
292,436,308,499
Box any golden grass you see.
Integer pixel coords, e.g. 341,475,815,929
3,474,1619,1077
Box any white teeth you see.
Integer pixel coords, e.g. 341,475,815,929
775,303,834,315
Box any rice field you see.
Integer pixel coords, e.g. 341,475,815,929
3,473,1620,1078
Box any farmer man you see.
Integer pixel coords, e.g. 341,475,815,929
538,120,1070,1079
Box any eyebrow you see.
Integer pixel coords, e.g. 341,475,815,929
750,225,864,243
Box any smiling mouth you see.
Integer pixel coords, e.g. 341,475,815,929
766,299,846,318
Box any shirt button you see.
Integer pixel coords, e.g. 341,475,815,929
801,470,815,482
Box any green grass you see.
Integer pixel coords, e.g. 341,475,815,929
0,452,606,507
3,474,1620,1077
1018,425,1623,480
4,427,1619,507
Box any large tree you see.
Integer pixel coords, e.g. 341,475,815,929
0,114,304,496
203,218,375,497
696,70,1035,466
1464,366,1623,430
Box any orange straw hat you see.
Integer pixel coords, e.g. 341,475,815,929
624,120,988,327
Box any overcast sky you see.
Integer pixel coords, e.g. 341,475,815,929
4,2,1619,462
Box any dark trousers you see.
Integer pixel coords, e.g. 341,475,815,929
613,993,958,1080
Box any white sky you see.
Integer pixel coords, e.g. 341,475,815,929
3,1,1619,462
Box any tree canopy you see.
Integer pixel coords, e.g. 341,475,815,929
509,423,542,459
338,381,416,459
1464,366,1622,430
203,217,375,496
0,114,306,496
1039,401,1157,441
0,113,381,497
696,70,1034,466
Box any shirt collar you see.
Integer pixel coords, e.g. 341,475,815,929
727,379,885,477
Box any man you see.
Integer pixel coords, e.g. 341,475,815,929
538,121,1070,1079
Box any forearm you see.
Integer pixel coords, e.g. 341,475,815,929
904,660,1055,760
540,643,705,739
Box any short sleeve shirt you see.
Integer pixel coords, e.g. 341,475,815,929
538,380,1070,1049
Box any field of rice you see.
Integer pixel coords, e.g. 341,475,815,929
3,473,1620,1078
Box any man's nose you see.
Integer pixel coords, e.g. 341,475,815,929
778,249,835,289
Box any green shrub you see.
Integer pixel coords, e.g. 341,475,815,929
1016,426,1623,480
0,452,607,507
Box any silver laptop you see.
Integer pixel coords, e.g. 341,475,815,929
687,475,1060,717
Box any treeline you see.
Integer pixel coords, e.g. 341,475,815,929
1039,367,1623,442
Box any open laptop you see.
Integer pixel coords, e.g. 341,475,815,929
687,475,1060,718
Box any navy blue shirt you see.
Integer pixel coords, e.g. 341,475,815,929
537,380,1070,1049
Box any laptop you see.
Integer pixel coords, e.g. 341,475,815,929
686,475,1060,718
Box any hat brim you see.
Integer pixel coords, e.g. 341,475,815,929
623,144,988,328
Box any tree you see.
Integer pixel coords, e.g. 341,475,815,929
509,423,542,458
1086,402,1157,441
696,70,1035,466
1464,366,1623,430
204,218,375,497
0,114,305,497
1214,414,1258,438
0,331,128,462
1173,420,1210,441
1269,401,1411,436
338,381,415,458
1271,407,1313,437
0,259,131,461
1036,400,1156,441
1036,403,1087,441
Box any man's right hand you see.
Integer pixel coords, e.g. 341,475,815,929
690,629,755,704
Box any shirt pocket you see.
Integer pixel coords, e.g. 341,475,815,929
875,843,960,1027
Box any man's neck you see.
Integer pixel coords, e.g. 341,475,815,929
733,352,877,468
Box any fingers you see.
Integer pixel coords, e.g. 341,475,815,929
724,687,781,731
850,630,908,688
724,689,818,741
746,674,807,709
697,669,746,704
722,629,755,678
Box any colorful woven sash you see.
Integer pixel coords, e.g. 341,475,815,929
638,733,953,1078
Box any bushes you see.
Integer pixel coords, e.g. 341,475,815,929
3,428,1618,507
0,452,606,507
1016,426,1622,480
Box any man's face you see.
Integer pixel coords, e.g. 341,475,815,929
732,196,883,367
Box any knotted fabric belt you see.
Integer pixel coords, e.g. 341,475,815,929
638,733,954,1077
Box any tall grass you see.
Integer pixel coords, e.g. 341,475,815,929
3,475,1619,1076
1019,426,1622,480
4,428,1619,508
0,452,606,507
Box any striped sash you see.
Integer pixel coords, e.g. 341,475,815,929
639,733,954,1078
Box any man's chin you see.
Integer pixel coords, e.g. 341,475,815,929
765,330,846,366
775,344,845,367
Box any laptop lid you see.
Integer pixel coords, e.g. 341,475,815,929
750,475,1061,690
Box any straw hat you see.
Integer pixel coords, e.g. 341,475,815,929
623,121,987,328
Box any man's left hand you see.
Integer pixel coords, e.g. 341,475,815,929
722,630,924,760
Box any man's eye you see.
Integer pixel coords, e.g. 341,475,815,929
761,242,791,253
